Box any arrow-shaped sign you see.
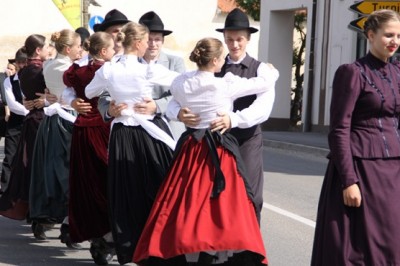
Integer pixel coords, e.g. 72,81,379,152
348,16,368,33
350,1,400,15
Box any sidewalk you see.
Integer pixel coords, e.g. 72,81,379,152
262,131,329,157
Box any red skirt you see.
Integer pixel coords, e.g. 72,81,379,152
68,114,111,242
133,134,267,265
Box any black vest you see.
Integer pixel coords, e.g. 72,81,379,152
8,75,25,127
215,54,261,141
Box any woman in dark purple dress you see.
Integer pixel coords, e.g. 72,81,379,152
311,9,400,265
0,35,48,224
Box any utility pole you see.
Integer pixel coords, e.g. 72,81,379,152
82,0,90,29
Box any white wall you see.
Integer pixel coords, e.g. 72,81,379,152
259,0,314,122
260,0,360,130
0,0,72,66
323,0,359,125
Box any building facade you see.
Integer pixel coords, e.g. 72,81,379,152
260,0,363,132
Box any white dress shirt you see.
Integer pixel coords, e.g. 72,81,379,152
167,70,275,129
85,54,179,149
227,58,277,128
3,74,29,116
43,53,73,105
167,63,278,128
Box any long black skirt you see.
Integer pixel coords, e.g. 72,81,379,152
0,109,44,220
108,117,174,265
29,113,74,221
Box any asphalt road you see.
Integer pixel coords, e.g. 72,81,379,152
0,144,327,266
262,147,327,266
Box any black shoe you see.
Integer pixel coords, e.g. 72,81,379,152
197,252,215,266
90,238,114,265
59,224,82,249
230,251,257,266
32,222,47,240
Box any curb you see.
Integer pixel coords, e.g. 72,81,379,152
263,139,329,157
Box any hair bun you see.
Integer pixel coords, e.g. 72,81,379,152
51,31,61,42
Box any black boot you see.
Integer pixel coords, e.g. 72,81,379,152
144,255,187,266
197,252,215,266
32,221,46,240
231,251,257,266
89,238,114,265
59,224,82,249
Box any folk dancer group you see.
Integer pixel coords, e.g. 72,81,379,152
0,7,278,266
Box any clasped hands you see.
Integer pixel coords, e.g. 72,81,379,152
23,88,56,110
107,97,156,117
23,89,93,115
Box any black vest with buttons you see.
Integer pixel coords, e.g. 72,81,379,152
215,54,261,142
8,75,25,127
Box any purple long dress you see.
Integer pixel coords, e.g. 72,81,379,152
311,53,400,265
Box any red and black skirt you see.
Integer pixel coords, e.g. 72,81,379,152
133,129,267,265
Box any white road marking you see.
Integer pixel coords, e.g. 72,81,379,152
263,202,316,228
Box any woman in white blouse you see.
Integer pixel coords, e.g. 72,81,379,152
134,38,277,266
85,21,179,265
29,29,82,247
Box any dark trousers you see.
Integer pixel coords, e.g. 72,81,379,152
0,123,22,192
238,131,264,223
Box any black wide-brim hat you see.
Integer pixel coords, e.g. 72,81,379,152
93,9,130,32
139,11,172,36
216,8,258,33
8,48,27,64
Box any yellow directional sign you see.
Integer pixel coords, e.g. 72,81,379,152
350,1,400,15
52,0,82,29
348,16,368,33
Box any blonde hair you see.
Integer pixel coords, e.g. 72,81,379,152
364,9,400,38
83,32,113,59
116,22,149,51
51,29,80,53
189,37,224,68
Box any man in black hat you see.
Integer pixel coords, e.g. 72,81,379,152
0,48,28,194
136,11,186,139
214,8,277,224
63,9,130,120
93,9,131,56
99,11,186,139
172,8,278,224
95,9,131,128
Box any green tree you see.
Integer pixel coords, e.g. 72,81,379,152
235,1,307,128
235,0,260,21
290,12,307,127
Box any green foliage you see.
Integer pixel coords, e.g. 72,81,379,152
235,0,261,21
